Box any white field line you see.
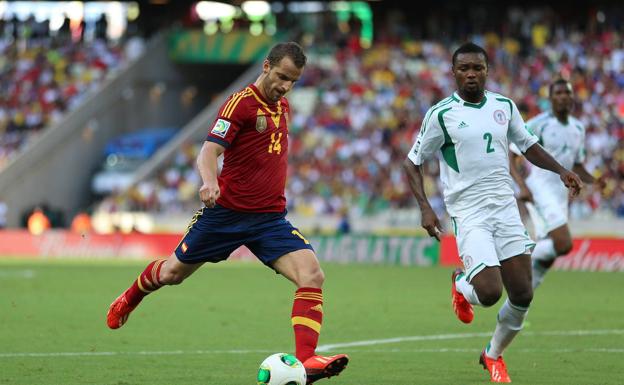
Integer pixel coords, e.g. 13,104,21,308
316,328,624,351
339,348,624,354
0,269,35,278
1,329,622,359
0,349,275,358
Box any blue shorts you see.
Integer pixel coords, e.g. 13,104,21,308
174,205,314,267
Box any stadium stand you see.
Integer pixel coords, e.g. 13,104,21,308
0,18,126,170
0,3,621,234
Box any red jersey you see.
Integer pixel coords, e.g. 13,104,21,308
206,84,290,212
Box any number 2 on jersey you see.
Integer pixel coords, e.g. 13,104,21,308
268,132,282,154
483,132,495,153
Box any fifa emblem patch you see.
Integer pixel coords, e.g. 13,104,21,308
256,115,268,133
181,242,188,253
211,119,231,138
493,110,507,125
462,255,473,269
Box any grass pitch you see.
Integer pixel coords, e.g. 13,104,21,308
0,259,622,384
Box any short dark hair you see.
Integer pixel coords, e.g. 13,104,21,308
267,42,307,68
549,78,571,96
452,42,489,67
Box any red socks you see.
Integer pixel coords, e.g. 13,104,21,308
291,287,324,362
124,259,166,307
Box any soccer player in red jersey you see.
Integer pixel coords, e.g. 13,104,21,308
106,42,348,383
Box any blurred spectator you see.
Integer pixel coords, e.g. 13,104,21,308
336,209,351,234
0,200,7,229
95,14,108,42
70,211,92,234
27,206,50,235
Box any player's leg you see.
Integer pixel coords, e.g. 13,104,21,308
107,253,203,329
479,206,535,383
273,249,325,361
247,219,347,383
485,254,532,360
451,218,505,323
107,206,242,329
465,267,504,307
479,254,531,382
531,224,572,289
453,266,504,323
272,249,348,384
525,194,569,289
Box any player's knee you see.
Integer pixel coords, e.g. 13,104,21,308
554,238,573,256
309,267,325,287
508,288,533,308
476,286,503,307
296,267,325,288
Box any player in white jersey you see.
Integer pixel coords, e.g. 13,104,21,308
403,43,582,383
509,79,598,290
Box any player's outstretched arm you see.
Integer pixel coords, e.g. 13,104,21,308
523,143,583,197
197,141,225,207
403,159,443,241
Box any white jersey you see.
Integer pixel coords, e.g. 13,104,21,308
509,111,587,237
524,112,586,197
408,91,538,216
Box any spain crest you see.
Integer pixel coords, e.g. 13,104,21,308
256,115,268,133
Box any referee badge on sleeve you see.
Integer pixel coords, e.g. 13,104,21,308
211,119,231,138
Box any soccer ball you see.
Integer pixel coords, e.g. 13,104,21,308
257,353,307,385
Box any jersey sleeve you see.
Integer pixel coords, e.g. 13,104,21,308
507,100,538,153
407,108,445,166
509,143,522,156
206,93,249,148
574,121,586,164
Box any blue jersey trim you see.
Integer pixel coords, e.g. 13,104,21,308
206,136,230,148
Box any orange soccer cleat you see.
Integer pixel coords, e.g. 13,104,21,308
106,292,137,329
303,354,349,384
451,268,474,324
480,350,512,383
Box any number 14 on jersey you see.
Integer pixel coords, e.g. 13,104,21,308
268,132,282,154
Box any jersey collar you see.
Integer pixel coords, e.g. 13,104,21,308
452,91,488,109
249,83,278,106
550,111,570,126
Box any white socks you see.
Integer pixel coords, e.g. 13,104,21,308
455,274,482,306
531,238,556,289
486,299,528,358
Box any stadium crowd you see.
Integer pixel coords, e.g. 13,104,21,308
97,6,624,222
0,17,127,169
